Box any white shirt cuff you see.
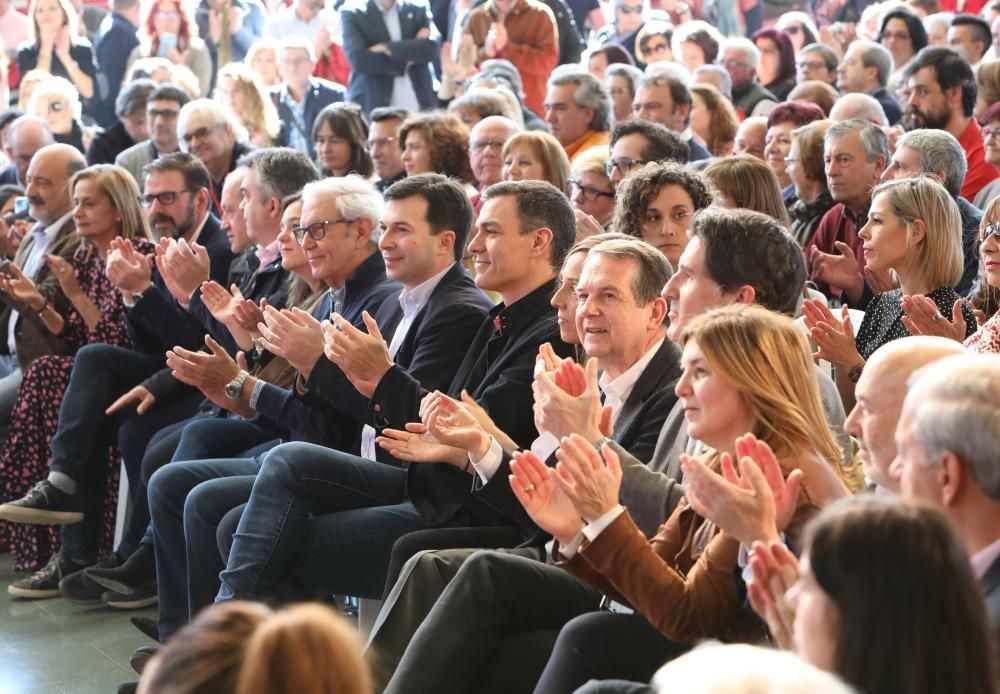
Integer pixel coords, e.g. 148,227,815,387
555,532,585,559
582,504,626,543
469,436,502,484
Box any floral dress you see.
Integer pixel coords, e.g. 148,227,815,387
0,238,155,571
965,311,1000,354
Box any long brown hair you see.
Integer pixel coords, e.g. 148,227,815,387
702,155,791,227
690,83,738,157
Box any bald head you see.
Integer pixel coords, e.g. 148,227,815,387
469,116,521,186
829,93,889,126
843,336,966,493
25,143,86,225
734,117,767,159
6,116,54,185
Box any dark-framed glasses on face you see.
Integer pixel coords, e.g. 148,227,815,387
604,158,646,176
569,179,614,201
137,189,194,207
292,219,353,244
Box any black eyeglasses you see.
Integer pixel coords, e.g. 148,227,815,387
604,158,646,176
292,219,354,244
183,125,218,144
137,189,194,207
569,179,614,201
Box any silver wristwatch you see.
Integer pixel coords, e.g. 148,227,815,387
224,370,250,399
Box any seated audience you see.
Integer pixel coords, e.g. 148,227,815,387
215,62,280,148
879,8,927,85
975,101,1000,209
0,116,54,187
398,112,475,186
763,101,826,200
671,20,722,73
244,37,281,89
828,92,890,125
124,0,212,99
733,116,767,159
719,37,777,118
468,116,520,208
544,66,611,163
177,99,253,219
593,0,647,66
448,89,524,129
586,44,635,82
115,84,189,193
752,28,797,101
837,41,903,125
632,73,710,162
568,146,616,237
87,79,155,166
606,119,688,191
27,76,86,153
795,42,839,85
974,59,1000,123
702,155,792,226
501,131,570,194
366,107,407,193
775,12,819,53
311,102,372,179
787,119,836,248
787,80,839,116
634,16,674,67
604,63,645,125
689,83,738,158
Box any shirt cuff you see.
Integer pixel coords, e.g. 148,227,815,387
582,504,626,544
557,532,586,559
469,436,502,484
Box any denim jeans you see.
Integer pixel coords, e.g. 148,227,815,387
216,441,425,603
0,354,22,446
147,457,261,641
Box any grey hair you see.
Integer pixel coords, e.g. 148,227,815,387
605,64,646,93
719,37,759,70
800,43,840,72
923,12,955,35
854,40,894,87
301,175,385,242
830,93,889,126
825,118,890,162
237,147,320,202
177,98,249,147
895,129,966,197
908,355,1000,501
549,66,611,132
693,64,732,98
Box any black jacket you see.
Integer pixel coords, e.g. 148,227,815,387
86,120,137,166
271,78,346,159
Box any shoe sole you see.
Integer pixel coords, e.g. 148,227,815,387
105,595,158,610
8,585,60,599
62,593,105,606
0,506,83,525
87,573,133,595
130,651,156,676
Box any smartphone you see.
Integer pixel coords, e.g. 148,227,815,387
13,197,28,217
159,33,178,57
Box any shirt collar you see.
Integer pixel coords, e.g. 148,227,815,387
971,536,1000,580
255,238,282,268
599,336,665,410
42,211,74,242
489,277,559,337
399,262,454,316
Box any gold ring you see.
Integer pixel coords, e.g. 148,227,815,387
522,483,536,492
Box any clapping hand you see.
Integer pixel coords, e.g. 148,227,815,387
801,299,864,369
746,541,801,649
681,434,801,547
0,264,43,309
155,238,210,305
509,449,582,546
105,238,153,295
322,311,393,397
422,391,491,459
551,434,622,524
376,422,467,466
166,335,246,409
532,356,610,444
257,305,325,376
901,295,967,343
809,242,864,303
45,254,80,300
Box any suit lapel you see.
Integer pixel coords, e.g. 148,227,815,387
613,339,680,442
367,0,393,43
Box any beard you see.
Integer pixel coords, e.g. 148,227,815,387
907,105,949,130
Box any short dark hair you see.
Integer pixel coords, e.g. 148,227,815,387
903,46,976,118
0,108,24,133
384,174,473,262
147,83,191,108
951,14,992,59
481,180,575,270
369,107,410,125
689,207,806,315
609,120,688,164
116,78,156,119
637,74,693,128
237,147,320,201
144,152,211,192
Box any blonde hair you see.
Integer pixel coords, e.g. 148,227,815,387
215,62,280,144
869,175,963,290
235,604,371,694
702,155,791,226
571,145,611,179
977,61,1000,109
70,165,152,244
502,131,571,194
680,304,846,480
17,69,51,111
27,0,79,44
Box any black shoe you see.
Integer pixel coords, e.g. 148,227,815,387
60,555,119,605
103,584,158,610
0,480,83,525
131,616,160,641
87,544,155,595
118,683,138,694
8,554,71,599
130,645,159,675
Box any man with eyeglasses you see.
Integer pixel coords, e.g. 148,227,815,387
795,42,839,86
606,119,688,190
177,99,253,219
368,107,408,192
545,66,610,162
115,84,190,193
469,116,520,211
593,0,645,64
0,153,237,600
718,37,777,119
836,41,903,126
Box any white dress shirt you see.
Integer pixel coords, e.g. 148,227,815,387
8,212,73,353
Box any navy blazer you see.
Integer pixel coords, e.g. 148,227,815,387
271,78,346,159
341,0,438,115
92,12,141,127
307,261,493,466
372,278,575,528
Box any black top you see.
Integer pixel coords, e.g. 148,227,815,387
17,41,98,114
855,287,977,361
86,120,136,166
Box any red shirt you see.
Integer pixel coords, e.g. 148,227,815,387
958,118,1000,201
803,202,867,301
938,0,986,14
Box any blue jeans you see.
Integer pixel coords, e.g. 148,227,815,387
147,457,260,641
216,442,425,603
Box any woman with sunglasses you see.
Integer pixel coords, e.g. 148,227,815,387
774,12,818,54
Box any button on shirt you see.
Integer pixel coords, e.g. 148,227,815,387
380,0,421,112
360,262,455,460
8,212,73,353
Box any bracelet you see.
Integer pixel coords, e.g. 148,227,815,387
35,300,50,316
248,379,267,410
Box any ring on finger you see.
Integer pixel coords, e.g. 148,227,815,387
522,483,536,492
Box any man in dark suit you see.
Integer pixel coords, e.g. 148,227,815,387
341,0,438,116
0,154,235,598
91,0,142,128
271,36,345,160
208,180,574,612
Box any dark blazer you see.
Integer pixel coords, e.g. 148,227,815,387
92,11,141,127
688,138,712,163
86,120,137,166
476,335,683,533
0,165,17,187
341,0,438,115
0,216,79,370
870,87,903,126
271,78,346,159
307,261,493,467
253,249,400,450
125,214,235,356
981,552,1000,638
372,278,574,528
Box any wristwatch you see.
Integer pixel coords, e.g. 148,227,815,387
593,436,613,452
224,370,250,399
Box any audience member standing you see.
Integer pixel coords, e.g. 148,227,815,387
16,0,98,108
92,0,142,128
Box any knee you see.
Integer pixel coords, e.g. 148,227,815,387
183,481,224,530
148,465,193,516
552,613,610,653
75,343,120,368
